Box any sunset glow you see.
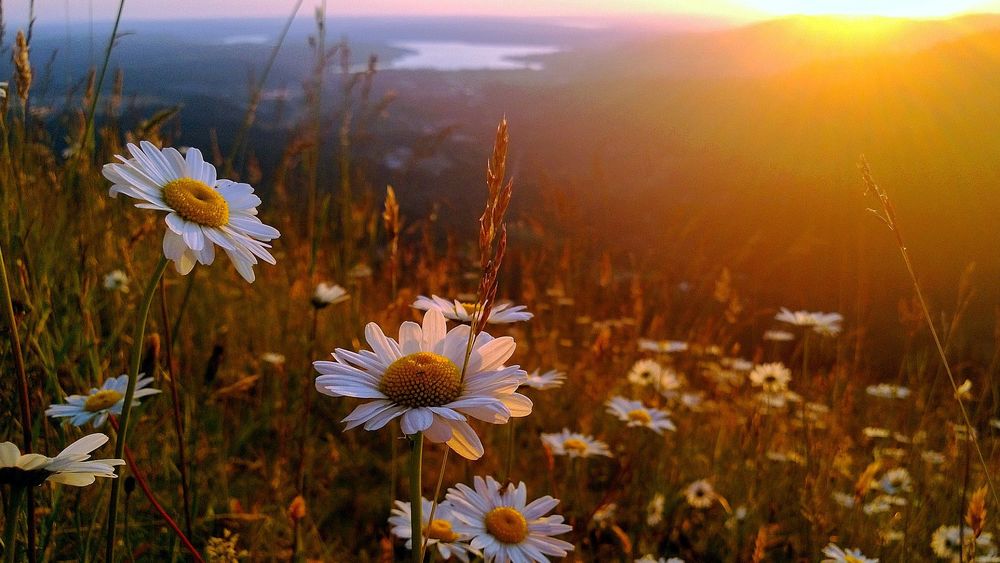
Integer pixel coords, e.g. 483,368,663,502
736,0,990,18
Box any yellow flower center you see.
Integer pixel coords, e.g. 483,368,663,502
460,302,479,316
627,409,652,424
162,178,229,227
379,352,462,408
484,507,528,544
84,389,124,412
424,518,459,543
845,556,864,563
562,438,589,455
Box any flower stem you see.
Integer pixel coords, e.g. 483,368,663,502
3,486,26,563
105,255,170,562
159,280,193,541
0,237,35,562
109,418,205,563
409,432,424,563
502,418,516,482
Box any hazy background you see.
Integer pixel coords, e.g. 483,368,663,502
5,1,1000,366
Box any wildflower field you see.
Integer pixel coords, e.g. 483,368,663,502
1,4,1000,563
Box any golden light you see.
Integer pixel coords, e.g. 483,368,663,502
738,0,989,18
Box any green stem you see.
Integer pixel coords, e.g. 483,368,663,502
409,432,424,563
502,418,516,482
105,255,169,562
4,486,26,563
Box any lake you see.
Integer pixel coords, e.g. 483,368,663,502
387,41,560,71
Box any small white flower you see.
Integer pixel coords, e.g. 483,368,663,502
540,429,612,459
821,543,878,563
606,397,676,434
45,374,160,428
684,479,716,508
627,359,663,387
866,384,911,399
312,282,349,308
637,338,688,353
763,330,796,342
261,352,286,366
832,491,856,508
749,363,792,393
775,307,843,336
0,434,125,487
388,497,479,562
876,468,912,495
521,369,565,390
931,525,995,560
412,295,533,325
102,270,130,293
446,475,574,562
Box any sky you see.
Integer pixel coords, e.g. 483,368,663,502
8,0,1000,25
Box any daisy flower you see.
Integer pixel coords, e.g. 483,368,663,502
606,397,676,434
312,282,349,309
775,307,843,336
821,543,878,563
931,525,995,561
102,270,130,293
103,141,280,283
876,468,912,494
627,359,663,387
749,363,792,393
388,497,479,562
0,434,124,487
684,480,716,508
446,475,573,562
865,384,911,399
313,308,532,460
261,352,286,366
521,369,566,391
637,338,688,354
763,330,796,342
412,295,533,324
540,429,612,459
45,373,160,428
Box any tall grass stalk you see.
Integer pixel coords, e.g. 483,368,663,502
423,118,512,555
0,240,35,562
223,0,303,177
104,255,170,561
860,158,999,506
81,0,124,155
159,281,193,540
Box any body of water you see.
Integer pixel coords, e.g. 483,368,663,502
388,41,560,71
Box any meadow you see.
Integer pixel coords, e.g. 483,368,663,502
1,6,999,563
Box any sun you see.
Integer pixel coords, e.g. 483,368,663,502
737,0,989,18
